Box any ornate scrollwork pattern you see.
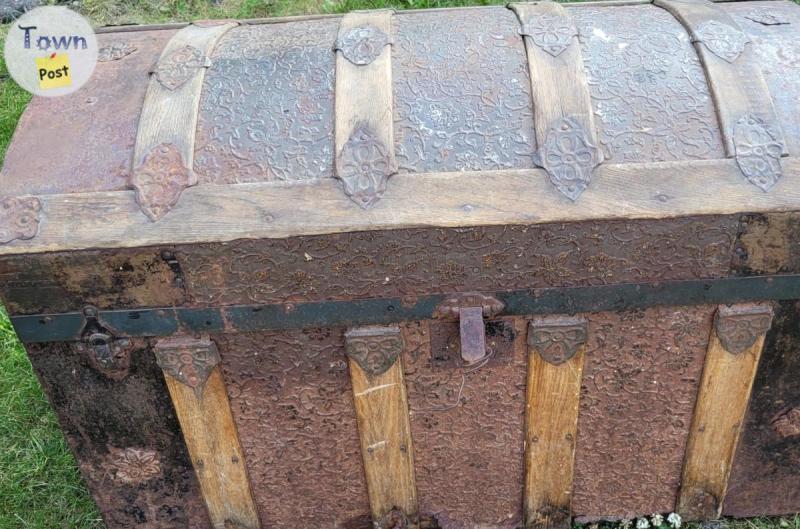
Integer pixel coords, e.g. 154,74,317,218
98,41,137,62
695,20,750,63
715,304,773,355
538,116,602,201
337,124,396,208
528,317,588,365
345,326,404,377
519,13,578,57
154,45,207,90
0,196,41,244
393,8,537,173
335,25,390,66
733,115,784,192
131,143,193,221
106,447,162,485
154,335,221,390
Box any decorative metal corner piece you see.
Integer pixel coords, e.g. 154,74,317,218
377,509,410,529
154,45,208,91
433,292,505,320
344,326,404,377
132,143,194,221
98,41,137,62
744,9,790,26
0,196,42,245
154,335,221,391
106,447,161,485
714,304,773,355
694,20,750,63
538,116,602,201
527,316,588,365
733,115,784,192
519,13,578,57
335,25,390,66
336,124,396,209
772,407,800,439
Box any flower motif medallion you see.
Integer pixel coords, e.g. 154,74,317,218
537,116,602,201
733,115,784,191
336,124,396,208
335,25,390,66
131,143,193,221
154,45,207,90
695,20,750,63
519,13,578,57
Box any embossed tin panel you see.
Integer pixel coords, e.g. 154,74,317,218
194,20,338,183
27,342,210,529
392,8,537,173
403,319,525,529
572,306,713,521
724,1,800,155
215,329,372,529
724,300,800,517
569,5,726,163
0,30,176,196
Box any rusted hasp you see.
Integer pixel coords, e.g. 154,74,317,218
434,293,505,363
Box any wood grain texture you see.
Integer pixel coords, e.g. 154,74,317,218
3,158,799,255
654,0,785,156
347,330,418,527
524,319,586,529
677,303,774,520
163,367,261,529
509,1,598,150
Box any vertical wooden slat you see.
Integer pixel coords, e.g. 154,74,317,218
524,317,588,529
677,303,774,520
345,326,418,529
155,335,260,529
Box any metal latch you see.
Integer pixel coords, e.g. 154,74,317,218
434,292,505,363
75,306,133,379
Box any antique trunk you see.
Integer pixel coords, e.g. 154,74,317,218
1,0,800,528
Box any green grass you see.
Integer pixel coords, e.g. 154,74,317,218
0,0,799,528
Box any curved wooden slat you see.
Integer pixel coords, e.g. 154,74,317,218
132,21,237,221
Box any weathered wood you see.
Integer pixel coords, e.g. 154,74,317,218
677,303,774,520
345,326,418,528
524,317,587,529
655,0,785,157
2,158,799,255
334,10,395,208
132,21,236,220
155,336,260,529
510,1,601,200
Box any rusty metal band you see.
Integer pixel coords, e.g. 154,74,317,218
654,0,787,191
11,274,800,344
509,1,601,201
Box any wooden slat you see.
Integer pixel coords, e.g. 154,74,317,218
132,21,236,220
334,10,395,208
524,317,587,529
654,0,786,156
677,303,774,520
3,157,800,255
345,326,418,528
155,336,260,529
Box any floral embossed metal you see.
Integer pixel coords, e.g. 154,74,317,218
519,13,578,57
154,335,221,391
336,124,396,208
744,9,790,26
97,41,137,62
132,143,194,221
0,196,41,244
695,20,750,63
714,304,774,355
106,447,161,485
537,116,602,201
335,25,390,66
528,317,588,365
344,326,404,377
154,45,207,90
733,115,784,191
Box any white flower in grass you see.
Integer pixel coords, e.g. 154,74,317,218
589,524,599,529
667,513,682,529
620,519,633,529
651,514,664,527
637,518,651,529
